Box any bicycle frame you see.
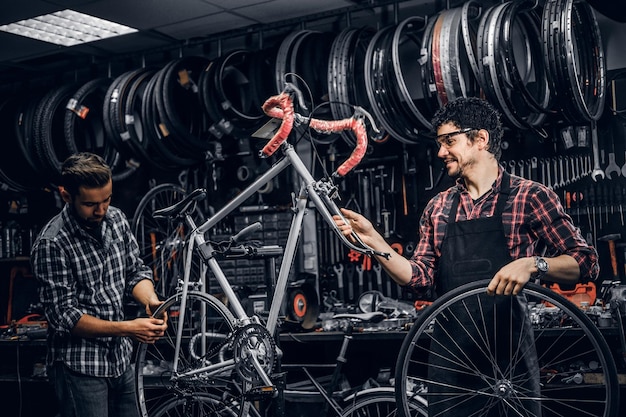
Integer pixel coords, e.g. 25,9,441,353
168,139,383,385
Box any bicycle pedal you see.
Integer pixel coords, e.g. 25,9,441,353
245,384,278,399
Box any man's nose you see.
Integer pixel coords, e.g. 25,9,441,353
94,203,106,215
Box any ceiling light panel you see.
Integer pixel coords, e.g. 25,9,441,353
0,9,137,46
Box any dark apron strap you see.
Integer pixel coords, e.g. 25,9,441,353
448,170,511,222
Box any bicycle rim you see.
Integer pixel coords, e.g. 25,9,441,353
150,392,242,417
341,389,427,417
136,291,249,417
131,183,190,298
395,279,619,417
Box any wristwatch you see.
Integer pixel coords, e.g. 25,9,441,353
532,256,549,279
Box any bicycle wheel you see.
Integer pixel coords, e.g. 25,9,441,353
150,392,242,417
132,183,188,298
395,279,619,417
341,388,427,417
136,291,250,417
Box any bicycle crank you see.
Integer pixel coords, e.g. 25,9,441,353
232,323,277,389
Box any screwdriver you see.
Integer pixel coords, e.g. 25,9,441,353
587,185,597,244
616,185,624,226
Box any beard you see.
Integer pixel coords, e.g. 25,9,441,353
452,157,477,178
69,205,104,230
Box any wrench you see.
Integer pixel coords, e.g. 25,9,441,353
356,265,364,296
345,263,355,302
590,121,605,181
545,158,553,189
332,263,344,302
606,152,621,179
509,160,516,176
373,262,383,292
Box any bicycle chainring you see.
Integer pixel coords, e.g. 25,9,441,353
231,323,276,383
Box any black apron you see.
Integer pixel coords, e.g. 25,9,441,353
427,172,541,416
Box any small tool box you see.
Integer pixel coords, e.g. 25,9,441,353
544,282,597,308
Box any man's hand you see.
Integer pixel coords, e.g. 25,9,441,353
333,208,375,243
333,207,412,286
128,317,168,344
146,299,165,319
487,257,534,296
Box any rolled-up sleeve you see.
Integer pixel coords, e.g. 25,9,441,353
114,216,153,300
32,237,84,334
406,195,445,294
530,188,599,282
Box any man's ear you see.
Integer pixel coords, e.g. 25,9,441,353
58,186,72,204
476,129,490,150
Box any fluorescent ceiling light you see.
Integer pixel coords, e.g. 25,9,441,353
0,9,137,46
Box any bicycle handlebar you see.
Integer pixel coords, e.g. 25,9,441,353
231,221,262,243
259,85,377,177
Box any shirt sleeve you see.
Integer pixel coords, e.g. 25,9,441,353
405,195,440,295
31,237,84,335
529,186,599,282
119,213,154,301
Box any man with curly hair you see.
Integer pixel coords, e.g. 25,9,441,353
335,97,598,416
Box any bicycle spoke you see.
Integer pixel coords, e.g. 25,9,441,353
395,280,619,417
135,291,253,417
340,389,427,417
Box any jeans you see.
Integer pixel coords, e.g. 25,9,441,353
48,362,139,417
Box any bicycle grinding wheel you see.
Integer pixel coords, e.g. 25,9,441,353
287,283,319,329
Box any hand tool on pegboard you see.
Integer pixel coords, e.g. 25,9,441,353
590,120,605,182
345,262,355,303
376,166,392,238
615,185,624,226
598,233,621,282
332,263,345,302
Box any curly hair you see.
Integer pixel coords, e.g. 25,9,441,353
431,97,504,160
61,152,112,197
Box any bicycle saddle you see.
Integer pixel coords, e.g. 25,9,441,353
332,311,385,323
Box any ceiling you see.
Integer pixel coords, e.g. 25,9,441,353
0,0,436,87
1,0,625,88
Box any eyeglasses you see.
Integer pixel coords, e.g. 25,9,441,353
435,128,475,148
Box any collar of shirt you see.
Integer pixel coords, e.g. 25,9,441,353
452,166,506,220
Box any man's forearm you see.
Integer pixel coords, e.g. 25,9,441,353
540,254,581,285
72,314,129,338
132,279,160,307
371,234,413,286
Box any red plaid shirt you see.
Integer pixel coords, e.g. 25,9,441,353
407,167,599,292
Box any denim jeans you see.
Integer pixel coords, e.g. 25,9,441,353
48,362,139,417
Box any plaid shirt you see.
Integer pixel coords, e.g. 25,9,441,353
31,205,152,377
408,167,599,292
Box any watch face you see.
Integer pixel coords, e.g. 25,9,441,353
536,257,548,272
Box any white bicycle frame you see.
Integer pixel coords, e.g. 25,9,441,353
168,139,382,387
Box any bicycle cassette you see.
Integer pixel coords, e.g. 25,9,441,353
231,323,276,383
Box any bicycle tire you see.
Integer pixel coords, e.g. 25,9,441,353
123,68,180,171
64,77,139,182
32,82,79,182
140,63,199,168
0,96,44,191
147,391,259,417
135,291,245,417
340,388,427,417
13,92,46,176
394,279,619,417
131,183,188,298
